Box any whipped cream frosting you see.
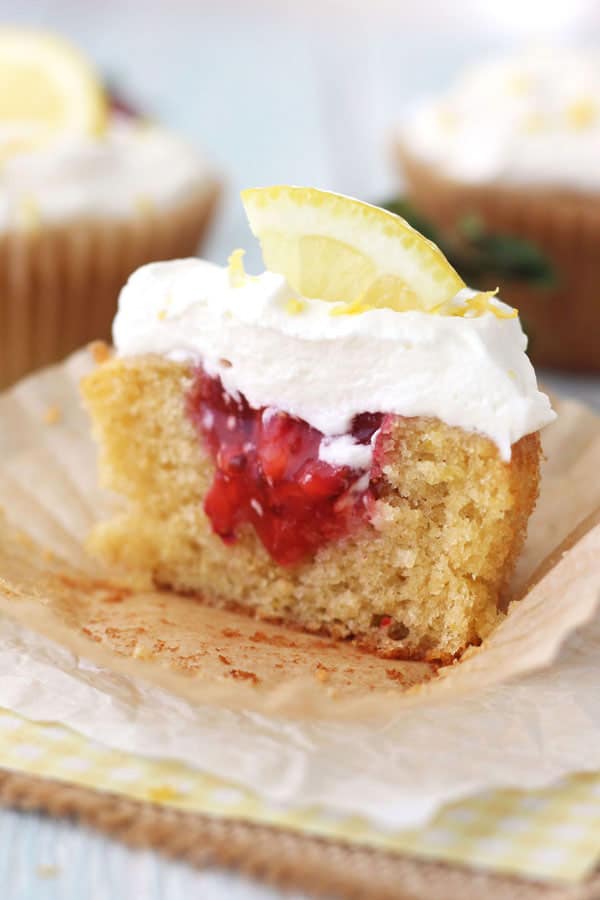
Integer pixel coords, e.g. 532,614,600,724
113,258,555,463
400,49,600,189
0,116,215,231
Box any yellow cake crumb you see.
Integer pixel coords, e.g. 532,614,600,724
315,663,331,683
82,356,541,661
132,641,152,659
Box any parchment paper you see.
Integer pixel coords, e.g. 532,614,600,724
0,348,599,829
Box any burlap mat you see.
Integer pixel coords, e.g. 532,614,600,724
0,767,598,900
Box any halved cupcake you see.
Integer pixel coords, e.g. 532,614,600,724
0,27,219,388
394,49,600,371
82,187,555,661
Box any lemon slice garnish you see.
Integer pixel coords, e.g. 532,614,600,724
0,28,108,159
241,185,466,313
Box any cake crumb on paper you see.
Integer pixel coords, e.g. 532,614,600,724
249,630,298,649
81,626,102,644
315,662,332,683
133,642,152,659
229,668,260,685
101,590,126,604
221,627,241,639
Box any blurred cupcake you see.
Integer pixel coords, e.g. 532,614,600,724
0,28,220,388
394,49,600,371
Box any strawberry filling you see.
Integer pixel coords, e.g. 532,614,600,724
186,369,383,566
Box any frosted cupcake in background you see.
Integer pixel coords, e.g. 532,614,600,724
0,28,220,388
393,49,600,371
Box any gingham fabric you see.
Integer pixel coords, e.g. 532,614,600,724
0,708,599,883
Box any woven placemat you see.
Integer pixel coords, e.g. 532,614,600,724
0,768,598,900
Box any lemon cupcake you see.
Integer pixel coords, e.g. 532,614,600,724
82,187,554,661
394,49,600,371
0,28,220,388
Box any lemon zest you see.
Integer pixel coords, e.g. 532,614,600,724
0,28,108,155
566,98,597,130
329,298,371,317
328,289,518,319
432,289,518,320
285,297,306,315
228,248,248,288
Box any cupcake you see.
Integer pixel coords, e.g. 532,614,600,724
82,187,554,661
0,28,220,388
394,49,600,371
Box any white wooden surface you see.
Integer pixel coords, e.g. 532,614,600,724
0,1,598,896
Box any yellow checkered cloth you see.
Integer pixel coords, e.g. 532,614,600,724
0,707,598,883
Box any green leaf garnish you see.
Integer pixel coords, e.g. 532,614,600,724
382,198,557,289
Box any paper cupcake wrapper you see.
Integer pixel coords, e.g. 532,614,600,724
0,350,599,830
0,183,220,389
396,145,600,371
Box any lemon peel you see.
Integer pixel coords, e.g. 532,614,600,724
241,187,519,321
0,28,108,160
242,185,465,313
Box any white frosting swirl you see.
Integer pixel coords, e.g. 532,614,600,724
400,49,600,189
113,258,555,461
0,116,216,231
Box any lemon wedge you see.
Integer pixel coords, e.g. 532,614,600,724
241,185,465,313
0,28,107,158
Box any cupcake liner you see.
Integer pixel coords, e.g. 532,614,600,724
0,182,220,389
396,144,600,371
0,350,599,830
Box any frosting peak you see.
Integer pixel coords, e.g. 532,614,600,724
400,49,600,190
0,116,215,231
113,258,555,461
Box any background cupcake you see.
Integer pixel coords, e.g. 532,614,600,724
0,28,220,388
393,49,600,371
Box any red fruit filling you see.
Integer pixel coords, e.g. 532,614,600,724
186,369,383,566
